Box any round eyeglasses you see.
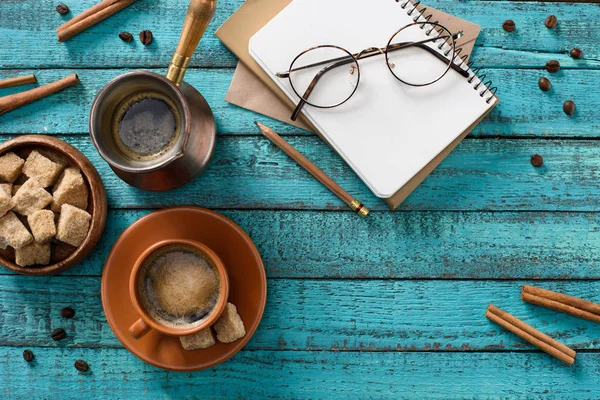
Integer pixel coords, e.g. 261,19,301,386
276,22,469,121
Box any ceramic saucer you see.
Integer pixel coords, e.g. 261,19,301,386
101,207,267,371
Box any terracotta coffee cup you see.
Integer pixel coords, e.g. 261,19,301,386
128,239,229,339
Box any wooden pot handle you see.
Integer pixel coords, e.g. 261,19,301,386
129,318,152,339
166,0,217,85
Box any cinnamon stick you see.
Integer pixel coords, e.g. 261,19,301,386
486,305,575,365
0,74,80,116
57,0,115,33
56,0,139,42
523,285,600,315
0,74,37,89
522,288,600,324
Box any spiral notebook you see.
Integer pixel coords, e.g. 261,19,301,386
250,0,498,199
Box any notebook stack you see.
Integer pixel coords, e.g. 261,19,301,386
217,0,498,210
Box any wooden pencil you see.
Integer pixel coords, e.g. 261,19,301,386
255,122,369,217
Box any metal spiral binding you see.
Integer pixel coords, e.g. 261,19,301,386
395,0,497,104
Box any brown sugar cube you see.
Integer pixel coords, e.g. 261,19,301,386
15,242,51,267
56,204,91,247
39,149,68,170
0,212,33,249
22,150,65,187
0,152,25,183
11,179,52,215
11,185,21,195
51,168,88,212
213,303,246,343
0,183,12,195
28,210,56,243
179,328,216,350
0,185,12,217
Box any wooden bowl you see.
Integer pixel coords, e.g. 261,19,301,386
0,135,107,275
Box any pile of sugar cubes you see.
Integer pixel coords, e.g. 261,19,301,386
180,303,247,350
0,149,91,267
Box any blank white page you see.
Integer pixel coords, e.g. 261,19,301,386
250,0,497,198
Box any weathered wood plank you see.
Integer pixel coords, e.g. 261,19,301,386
21,209,600,279
1,0,599,69
3,277,600,351
0,135,598,212
3,347,600,399
0,68,597,137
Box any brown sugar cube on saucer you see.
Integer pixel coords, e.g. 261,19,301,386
213,303,246,343
0,185,12,217
0,152,25,183
180,328,216,350
56,204,91,247
51,168,88,211
28,210,56,243
11,179,52,215
22,150,66,187
0,212,33,249
15,242,51,267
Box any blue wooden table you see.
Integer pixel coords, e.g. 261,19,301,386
1,0,600,398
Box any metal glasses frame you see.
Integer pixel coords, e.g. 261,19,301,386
276,22,469,121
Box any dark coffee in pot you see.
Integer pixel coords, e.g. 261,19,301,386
112,92,181,161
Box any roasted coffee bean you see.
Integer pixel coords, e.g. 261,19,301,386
538,77,551,92
139,30,153,46
545,60,560,73
61,307,75,319
563,100,575,115
531,154,544,168
22,349,34,362
545,15,557,29
56,3,69,15
570,48,583,59
502,20,516,32
74,360,89,372
51,328,66,341
119,32,133,43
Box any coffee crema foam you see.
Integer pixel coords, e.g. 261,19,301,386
112,92,181,161
137,245,221,329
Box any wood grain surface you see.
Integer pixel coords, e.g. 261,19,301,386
3,277,600,352
5,348,600,399
0,135,597,211
1,0,599,69
0,68,598,137
1,0,598,397
0,209,596,279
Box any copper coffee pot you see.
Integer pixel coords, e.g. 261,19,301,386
90,0,217,191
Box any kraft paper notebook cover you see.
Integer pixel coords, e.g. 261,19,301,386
216,0,494,209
